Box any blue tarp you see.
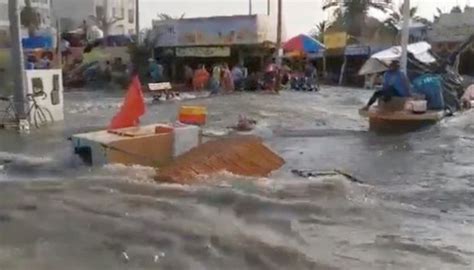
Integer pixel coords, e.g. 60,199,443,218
22,36,53,49
412,74,445,110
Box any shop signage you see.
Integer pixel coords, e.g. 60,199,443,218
324,32,347,49
176,47,231,57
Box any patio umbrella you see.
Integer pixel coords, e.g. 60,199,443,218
283,34,325,54
359,42,436,75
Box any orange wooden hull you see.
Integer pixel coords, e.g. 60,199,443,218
367,108,445,133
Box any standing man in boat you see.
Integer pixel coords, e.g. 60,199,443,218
361,60,411,111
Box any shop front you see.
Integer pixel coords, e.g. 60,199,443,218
150,14,281,82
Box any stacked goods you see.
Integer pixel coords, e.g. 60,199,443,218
178,106,207,126
155,136,285,184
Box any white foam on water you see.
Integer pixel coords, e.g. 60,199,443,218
0,151,53,165
98,163,157,182
66,100,122,114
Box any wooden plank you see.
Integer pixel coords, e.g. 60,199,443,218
368,109,444,121
155,136,285,184
148,82,172,92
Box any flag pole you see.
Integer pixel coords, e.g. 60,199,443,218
135,0,140,42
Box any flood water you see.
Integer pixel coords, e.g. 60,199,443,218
0,87,473,269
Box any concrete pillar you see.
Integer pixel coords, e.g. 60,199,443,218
8,0,28,129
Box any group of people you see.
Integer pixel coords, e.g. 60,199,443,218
285,60,319,92
147,58,319,94
185,63,248,94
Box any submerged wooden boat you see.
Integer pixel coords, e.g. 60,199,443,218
367,108,445,133
362,98,445,133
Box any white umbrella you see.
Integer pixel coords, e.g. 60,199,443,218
359,42,436,75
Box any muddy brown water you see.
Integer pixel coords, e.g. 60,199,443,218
0,87,473,269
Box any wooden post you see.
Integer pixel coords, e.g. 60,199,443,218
135,0,140,41
275,0,282,92
339,55,347,85
322,55,327,81
400,0,410,74
8,0,28,127
56,19,62,68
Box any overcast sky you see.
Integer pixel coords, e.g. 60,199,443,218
140,0,474,35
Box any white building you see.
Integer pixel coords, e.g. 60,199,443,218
53,0,136,35
0,0,53,45
0,0,53,29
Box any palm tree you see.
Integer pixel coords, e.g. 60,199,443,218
433,8,443,23
450,5,463,13
311,21,326,42
89,0,124,38
157,13,186,21
323,0,391,38
20,0,41,37
399,4,422,21
384,4,426,32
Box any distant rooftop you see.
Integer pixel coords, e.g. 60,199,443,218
150,14,286,48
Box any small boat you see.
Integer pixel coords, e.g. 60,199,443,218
361,98,445,133
367,108,445,133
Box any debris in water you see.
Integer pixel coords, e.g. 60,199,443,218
121,251,129,262
156,136,285,184
291,169,364,184
229,114,257,132
0,213,12,223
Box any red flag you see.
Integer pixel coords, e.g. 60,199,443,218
108,76,146,130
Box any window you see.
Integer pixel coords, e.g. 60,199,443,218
96,6,105,19
0,4,8,22
128,9,134,23
128,0,134,23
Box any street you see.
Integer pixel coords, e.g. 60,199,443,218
0,87,473,269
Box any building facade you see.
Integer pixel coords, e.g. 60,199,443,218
0,0,53,28
428,7,474,75
0,0,53,47
53,0,136,35
150,14,285,81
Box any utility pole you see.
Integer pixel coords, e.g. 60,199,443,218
400,0,410,74
249,0,253,15
275,0,282,92
135,0,140,42
267,0,271,15
8,0,28,128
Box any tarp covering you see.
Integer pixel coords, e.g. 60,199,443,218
358,58,388,75
359,42,436,75
22,36,53,49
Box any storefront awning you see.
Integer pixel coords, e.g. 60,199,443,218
175,47,231,57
